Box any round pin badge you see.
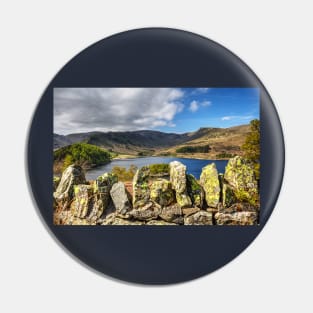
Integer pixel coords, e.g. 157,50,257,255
27,28,284,284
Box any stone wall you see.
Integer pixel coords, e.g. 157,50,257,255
53,156,259,225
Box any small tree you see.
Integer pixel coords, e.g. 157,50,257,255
241,119,260,179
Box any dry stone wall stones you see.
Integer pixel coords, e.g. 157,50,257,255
184,211,213,225
129,201,161,221
186,174,204,208
54,165,86,208
215,211,257,225
133,166,151,206
169,161,192,208
150,179,175,206
224,156,259,206
93,173,117,206
200,163,220,208
72,184,93,218
159,203,182,222
146,220,177,225
182,207,200,217
110,182,132,215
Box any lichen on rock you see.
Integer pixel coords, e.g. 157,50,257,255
54,164,86,208
132,166,150,206
200,163,220,208
93,173,117,202
150,179,175,206
186,174,204,208
72,184,93,218
224,156,259,206
169,161,192,208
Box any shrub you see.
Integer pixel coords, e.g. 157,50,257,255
111,165,137,181
149,163,169,175
216,152,235,159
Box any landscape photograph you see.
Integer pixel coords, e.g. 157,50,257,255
53,87,260,225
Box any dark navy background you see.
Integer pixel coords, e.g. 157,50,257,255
27,28,285,284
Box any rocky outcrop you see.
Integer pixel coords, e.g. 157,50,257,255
54,157,260,226
200,163,220,208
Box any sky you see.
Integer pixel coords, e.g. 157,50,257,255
54,88,259,135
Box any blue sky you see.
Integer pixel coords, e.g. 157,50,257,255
158,88,259,133
54,87,259,134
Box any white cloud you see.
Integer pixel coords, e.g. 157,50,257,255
54,88,184,134
221,115,253,121
189,100,199,112
201,100,211,107
193,88,210,94
189,100,212,112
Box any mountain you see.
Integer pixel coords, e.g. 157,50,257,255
53,124,250,158
53,134,72,149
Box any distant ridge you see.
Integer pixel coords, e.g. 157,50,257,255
54,124,250,157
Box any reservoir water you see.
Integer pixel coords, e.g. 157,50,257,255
86,156,228,181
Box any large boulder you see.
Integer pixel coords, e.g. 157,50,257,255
186,174,204,208
72,184,93,218
215,211,257,225
224,156,259,206
200,163,220,208
184,211,213,225
132,166,150,206
169,161,192,208
110,182,132,215
150,179,175,206
129,201,161,221
53,165,86,208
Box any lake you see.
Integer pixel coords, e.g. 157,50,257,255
86,157,228,181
